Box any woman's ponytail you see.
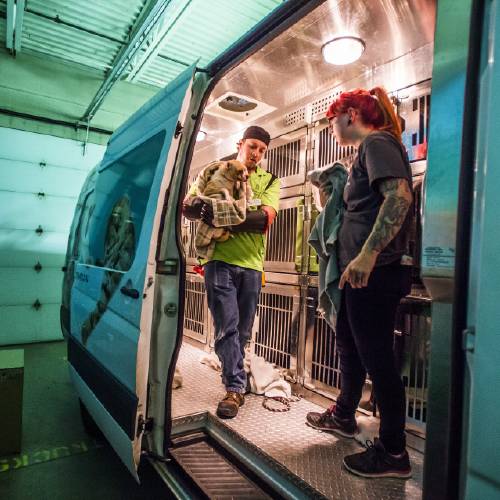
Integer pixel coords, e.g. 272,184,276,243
327,87,403,143
369,87,402,142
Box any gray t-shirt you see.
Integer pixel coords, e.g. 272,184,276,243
337,131,412,271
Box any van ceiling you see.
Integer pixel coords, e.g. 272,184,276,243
0,0,282,142
198,0,436,149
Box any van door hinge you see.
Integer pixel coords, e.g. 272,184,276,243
462,327,475,353
136,415,154,437
175,121,183,138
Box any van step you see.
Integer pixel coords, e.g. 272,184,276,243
169,433,271,499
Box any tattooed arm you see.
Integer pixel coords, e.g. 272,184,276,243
339,178,412,289
362,178,413,254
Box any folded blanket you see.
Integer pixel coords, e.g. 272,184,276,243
308,162,348,330
185,173,250,260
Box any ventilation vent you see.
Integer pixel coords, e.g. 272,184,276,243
204,91,276,123
310,90,341,121
284,107,306,126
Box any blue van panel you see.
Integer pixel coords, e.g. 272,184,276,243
72,270,139,391
102,64,196,166
69,66,194,393
68,337,138,440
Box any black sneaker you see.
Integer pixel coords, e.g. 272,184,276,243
306,405,358,438
343,438,412,479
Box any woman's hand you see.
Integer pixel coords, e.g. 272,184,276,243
339,250,378,289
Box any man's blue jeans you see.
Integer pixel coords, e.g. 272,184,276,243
204,261,262,394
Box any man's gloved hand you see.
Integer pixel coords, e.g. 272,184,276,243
229,210,268,233
200,202,215,227
182,197,205,220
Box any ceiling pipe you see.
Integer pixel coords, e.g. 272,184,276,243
126,0,192,83
5,0,25,54
80,0,175,124
6,0,14,50
14,0,25,52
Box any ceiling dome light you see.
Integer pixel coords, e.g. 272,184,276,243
196,130,207,142
322,36,365,65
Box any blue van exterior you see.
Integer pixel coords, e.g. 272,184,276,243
61,65,199,477
60,0,500,498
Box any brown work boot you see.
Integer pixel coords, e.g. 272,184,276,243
306,405,358,438
216,391,245,419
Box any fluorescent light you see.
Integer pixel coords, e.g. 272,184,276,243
322,36,365,65
196,130,207,142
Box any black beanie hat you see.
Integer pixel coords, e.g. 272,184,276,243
242,126,271,146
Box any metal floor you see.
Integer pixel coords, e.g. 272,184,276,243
172,342,424,500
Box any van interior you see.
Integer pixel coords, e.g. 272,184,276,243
169,1,436,497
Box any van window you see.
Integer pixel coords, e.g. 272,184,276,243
88,131,166,270
71,190,94,260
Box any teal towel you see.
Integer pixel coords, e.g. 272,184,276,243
308,162,348,330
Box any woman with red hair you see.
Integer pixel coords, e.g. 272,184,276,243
306,87,414,478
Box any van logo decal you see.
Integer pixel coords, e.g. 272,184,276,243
81,196,136,345
75,271,89,283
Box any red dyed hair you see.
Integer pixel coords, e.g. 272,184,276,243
326,87,402,142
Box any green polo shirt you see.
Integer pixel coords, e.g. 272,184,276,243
189,165,280,272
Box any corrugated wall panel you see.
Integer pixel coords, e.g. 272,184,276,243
0,128,105,346
0,192,78,232
22,14,119,71
0,230,68,268
0,159,89,198
0,17,5,46
4,0,283,91
2,304,61,344
0,268,63,304
26,0,144,37
155,0,283,68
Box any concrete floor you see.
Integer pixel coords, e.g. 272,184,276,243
0,341,173,500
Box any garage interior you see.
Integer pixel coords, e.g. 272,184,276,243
1,0,436,499
0,1,283,498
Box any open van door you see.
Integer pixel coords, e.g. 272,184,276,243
68,65,196,479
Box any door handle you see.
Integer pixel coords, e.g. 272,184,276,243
120,286,140,299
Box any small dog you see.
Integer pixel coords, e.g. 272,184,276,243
197,160,252,242
202,160,250,198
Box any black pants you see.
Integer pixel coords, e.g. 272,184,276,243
335,264,411,454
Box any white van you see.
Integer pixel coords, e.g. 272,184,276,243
61,0,500,498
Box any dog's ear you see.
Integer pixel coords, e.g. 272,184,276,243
223,161,237,178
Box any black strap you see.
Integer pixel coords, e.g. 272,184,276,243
265,173,278,191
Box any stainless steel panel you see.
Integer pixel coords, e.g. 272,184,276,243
314,124,356,170
169,437,271,499
265,127,307,188
254,283,301,372
305,287,430,430
397,300,432,430
264,196,303,273
173,341,424,499
182,218,198,267
183,273,208,345
303,287,340,394
399,82,432,162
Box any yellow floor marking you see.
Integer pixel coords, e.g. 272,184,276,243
0,439,103,472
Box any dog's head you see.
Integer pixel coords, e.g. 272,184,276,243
224,160,249,183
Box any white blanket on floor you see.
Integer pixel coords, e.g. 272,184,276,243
248,355,291,398
199,351,291,398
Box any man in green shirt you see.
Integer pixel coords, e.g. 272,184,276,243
183,126,280,418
